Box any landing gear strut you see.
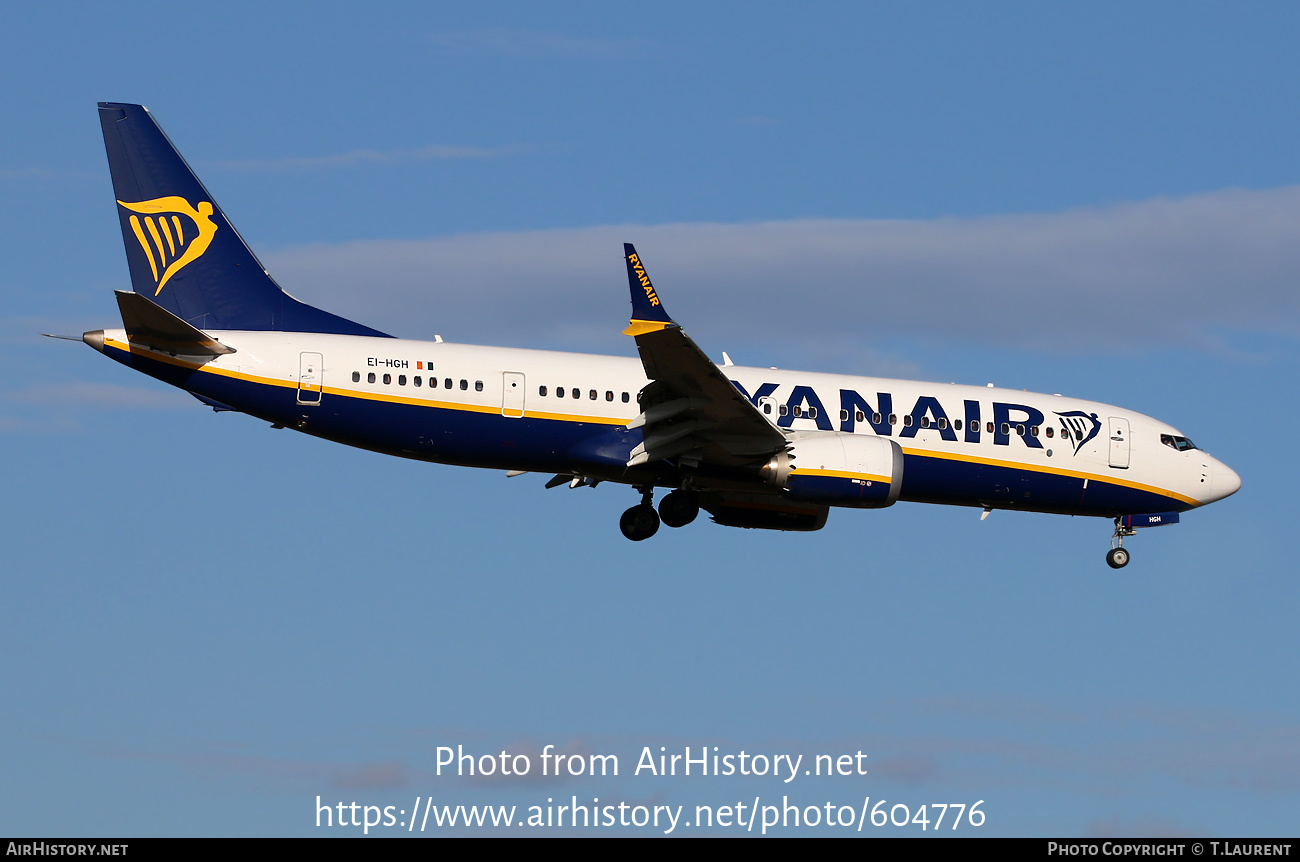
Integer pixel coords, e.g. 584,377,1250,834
619,486,660,541
1107,518,1136,569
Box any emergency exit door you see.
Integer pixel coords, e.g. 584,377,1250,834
502,372,525,418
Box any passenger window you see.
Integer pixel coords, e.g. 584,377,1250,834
368,372,376,384
903,415,913,427
779,404,788,416
920,416,931,428
606,390,613,401
1001,423,1010,435
540,385,548,396
383,373,391,385
970,420,979,433
840,410,849,422
571,388,579,399
987,422,995,433
938,418,947,430
1030,425,1039,437
589,389,597,400
414,376,422,387
557,387,565,398
398,375,406,386
808,407,818,418
352,371,360,383
476,380,484,392
889,414,897,425
444,378,452,389
763,402,773,415
793,406,803,417
856,411,865,423
1016,424,1025,436
1045,427,1053,438
622,392,630,403
460,379,468,390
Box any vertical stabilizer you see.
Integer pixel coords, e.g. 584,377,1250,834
98,102,390,337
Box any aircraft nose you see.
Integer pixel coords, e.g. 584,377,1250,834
1208,458,1242,502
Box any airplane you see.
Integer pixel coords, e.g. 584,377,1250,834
75,102,1241,568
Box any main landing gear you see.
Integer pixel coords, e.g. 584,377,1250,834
619,487,701,541
1107,518,1136,569
658,489,700,528
620,490,659,542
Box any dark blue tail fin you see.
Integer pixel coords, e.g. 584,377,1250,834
98,102,390,337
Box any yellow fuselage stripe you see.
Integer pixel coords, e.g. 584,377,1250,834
104,338,629,426
898,445,1197,506
105,338,1197,504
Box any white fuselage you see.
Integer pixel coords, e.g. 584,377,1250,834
95,329,1241,517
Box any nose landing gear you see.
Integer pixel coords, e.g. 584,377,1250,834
1107,518,1136,569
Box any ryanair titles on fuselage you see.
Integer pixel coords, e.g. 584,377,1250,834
730,379,1102,456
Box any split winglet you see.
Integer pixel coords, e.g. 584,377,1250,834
622,243,678,336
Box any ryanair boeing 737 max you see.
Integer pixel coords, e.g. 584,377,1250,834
78,103,1241,567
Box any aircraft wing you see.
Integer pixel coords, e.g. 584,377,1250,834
621,244,787,468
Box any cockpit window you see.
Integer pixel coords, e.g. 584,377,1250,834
1161,434,1198,452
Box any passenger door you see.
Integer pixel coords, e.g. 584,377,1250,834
1108,416,1130,468
297,352,323,405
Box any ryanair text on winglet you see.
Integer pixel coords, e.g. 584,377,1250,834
628,253,660,307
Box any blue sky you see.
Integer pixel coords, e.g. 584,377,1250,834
2,2,1297,837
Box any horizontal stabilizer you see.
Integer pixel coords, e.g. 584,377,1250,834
115,290,236,356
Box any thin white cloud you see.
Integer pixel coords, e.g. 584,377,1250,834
216,144,522,172
426,28,655,59
263,185,1300,360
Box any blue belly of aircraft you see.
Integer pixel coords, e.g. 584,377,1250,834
898,451,1190,516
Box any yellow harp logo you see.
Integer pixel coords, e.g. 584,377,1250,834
117,196,219,295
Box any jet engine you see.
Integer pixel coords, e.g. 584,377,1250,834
761,433,903,508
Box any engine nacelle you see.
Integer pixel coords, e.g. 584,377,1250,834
761,433,903,508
